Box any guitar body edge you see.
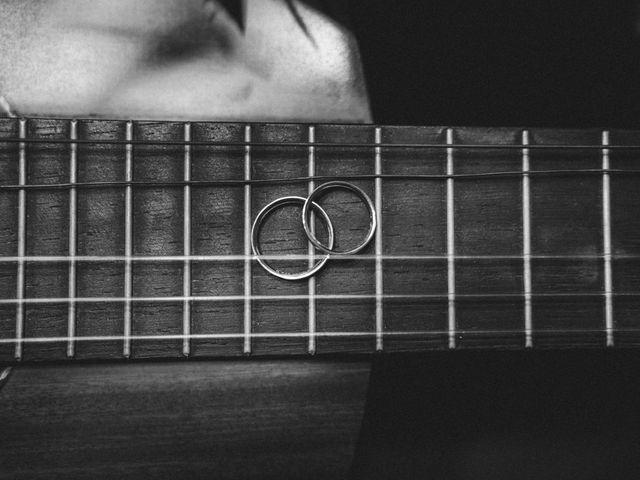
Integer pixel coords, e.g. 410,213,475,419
0,360,371,480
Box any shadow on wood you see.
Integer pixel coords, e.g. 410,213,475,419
0,359,370,479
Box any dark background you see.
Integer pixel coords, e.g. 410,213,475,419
348,2,640,479
351,0,640,127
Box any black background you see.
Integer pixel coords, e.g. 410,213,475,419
348,2,640,479
351,0,640,127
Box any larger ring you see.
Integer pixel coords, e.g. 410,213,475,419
251,196,335,281
302,181,377,255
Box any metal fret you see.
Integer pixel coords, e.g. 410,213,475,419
14,119,26,360
602,131,614,347
3,120,635,359
522,130,533,348
67,120,78,358
244,125,252,354
182,123,192,356
308,126,317,354
123,121,133,358
375,127,383,351
446,128,456,349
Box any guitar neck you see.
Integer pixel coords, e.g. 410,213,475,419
1,117,639,363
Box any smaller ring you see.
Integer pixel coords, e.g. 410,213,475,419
302,181,377,255
251,196,335,281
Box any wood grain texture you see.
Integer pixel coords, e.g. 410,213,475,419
23,119,70,361
1,119,640,360
0,119,19,361
609,130,640,346
190,123,245,356
75,120,126,360
528,130,604,347
0,360,370,480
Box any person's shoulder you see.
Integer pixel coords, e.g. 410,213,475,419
0,0,371,122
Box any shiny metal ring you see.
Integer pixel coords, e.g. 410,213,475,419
251,196,335,281
302,181,377,255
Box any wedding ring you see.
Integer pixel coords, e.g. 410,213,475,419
302,181,376,255
251,196,335,281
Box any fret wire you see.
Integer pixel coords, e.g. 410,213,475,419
522,130,533,348
67,120,78,358
7,136,640,150
307,126,316,354
602,131,614,347
182,123,192,357
8,122,640,356
123,121,133,358
375,127,384,352
0,291,634,305
14,119,26,360
446,128,456,349
1,327,633,346
243,125,252,354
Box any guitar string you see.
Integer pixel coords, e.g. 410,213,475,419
2,136,640,149
1,169,640,191
1,166,634,265
3,128,636,347
1,292,638,305
2,258,633,305
2,167,634,277
1,327,639,345
1,253,640,262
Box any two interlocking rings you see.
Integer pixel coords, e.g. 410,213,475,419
251,181,377,281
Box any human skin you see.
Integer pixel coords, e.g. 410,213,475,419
0,0,371,122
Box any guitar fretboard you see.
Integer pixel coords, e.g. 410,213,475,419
1,118,639,362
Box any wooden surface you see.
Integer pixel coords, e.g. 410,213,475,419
0,359,370,479
2,119,640,478
1,119,640,361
